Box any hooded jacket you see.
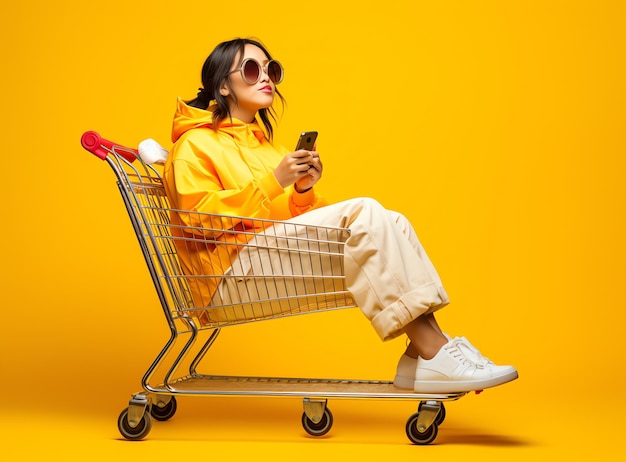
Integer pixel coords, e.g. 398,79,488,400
163,98,327,313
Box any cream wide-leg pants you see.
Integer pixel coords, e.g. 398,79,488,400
211,197,450,341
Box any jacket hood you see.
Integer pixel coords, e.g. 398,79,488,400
171,97,266,145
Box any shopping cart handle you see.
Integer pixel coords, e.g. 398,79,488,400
81,131,138,163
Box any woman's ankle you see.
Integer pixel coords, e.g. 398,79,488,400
413,333,448,360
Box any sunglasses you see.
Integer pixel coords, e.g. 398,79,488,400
229,58,284,85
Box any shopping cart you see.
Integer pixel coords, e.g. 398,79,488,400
80,130,467,445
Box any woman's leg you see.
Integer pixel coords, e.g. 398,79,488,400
403,314,447,359
374,207,517,392
383,209,450,359
289,197,450,341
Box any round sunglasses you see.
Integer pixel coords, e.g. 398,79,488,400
228,58,284,85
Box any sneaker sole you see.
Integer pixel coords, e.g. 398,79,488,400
413,369,519,393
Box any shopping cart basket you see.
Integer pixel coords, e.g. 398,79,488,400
81,130,467,445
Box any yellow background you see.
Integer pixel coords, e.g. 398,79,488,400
1,0,625,460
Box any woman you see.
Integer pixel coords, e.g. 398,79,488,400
162,38,518,393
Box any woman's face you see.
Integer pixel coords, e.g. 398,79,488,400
222,44,277,123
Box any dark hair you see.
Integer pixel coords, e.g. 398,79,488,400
186,38,285,141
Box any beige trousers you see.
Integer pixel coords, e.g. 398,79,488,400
212,198,449,341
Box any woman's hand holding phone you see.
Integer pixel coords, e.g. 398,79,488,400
273,131,323,191
294,149,322,192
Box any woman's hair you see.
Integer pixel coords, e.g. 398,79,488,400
186,38,285,140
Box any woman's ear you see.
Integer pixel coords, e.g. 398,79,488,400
220,82,230,97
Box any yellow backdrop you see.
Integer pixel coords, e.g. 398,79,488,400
1,0,625,459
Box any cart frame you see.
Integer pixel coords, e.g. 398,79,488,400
81,131,466,444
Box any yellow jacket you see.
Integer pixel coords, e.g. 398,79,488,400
163,98,327,310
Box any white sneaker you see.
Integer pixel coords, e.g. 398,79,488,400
393,333,491,389
413,338,518,393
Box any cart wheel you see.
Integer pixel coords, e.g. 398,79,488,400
118,407,152,440
405,412,438,445
301,408,333,437
419,401,446,426
150,396,177,421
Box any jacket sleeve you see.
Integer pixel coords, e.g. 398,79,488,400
288,187,328,217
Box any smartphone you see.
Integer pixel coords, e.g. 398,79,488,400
295,131,318,150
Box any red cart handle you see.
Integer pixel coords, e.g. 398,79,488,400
81,131,138,163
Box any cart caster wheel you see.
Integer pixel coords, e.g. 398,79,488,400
301,408,333,437
150,396,177,421
405,412,438,445
118,407,152,440
419,401,446,426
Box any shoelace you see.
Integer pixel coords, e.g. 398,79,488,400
445,338,489,369
443,341,477,368
456,337,493,367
